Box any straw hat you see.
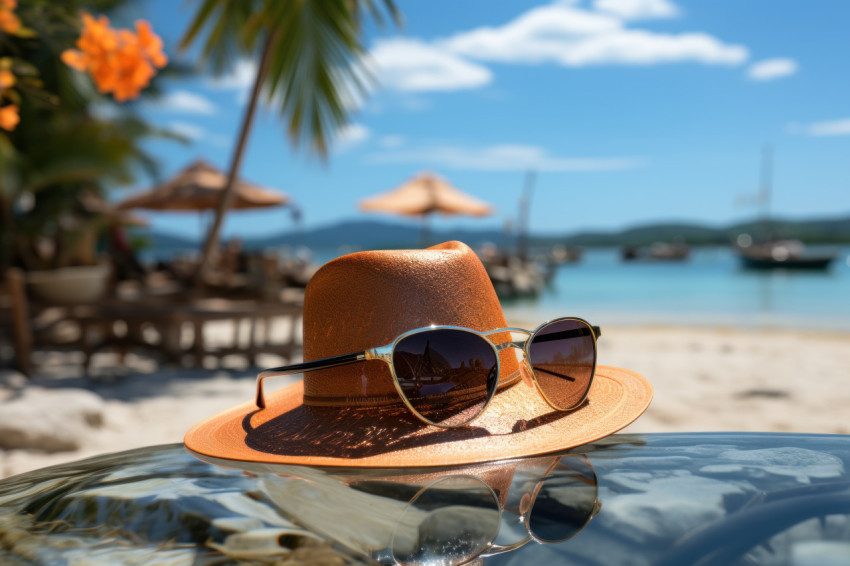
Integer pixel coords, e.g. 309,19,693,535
185,241,652,467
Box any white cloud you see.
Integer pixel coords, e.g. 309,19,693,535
804,118,850,137
441,5,619,64
147,90,217,115
205,59,258,105
169,120,206,140
368,143,642,171
442,3,747,67
747,58,798,81
368,38,493,92
335,123,371,150
593,0,679,20
207,59,257,91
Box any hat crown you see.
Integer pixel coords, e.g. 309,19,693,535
302,241,519,407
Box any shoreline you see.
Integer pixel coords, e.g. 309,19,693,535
2,322,849,479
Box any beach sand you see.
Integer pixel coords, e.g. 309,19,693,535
1,322,849,479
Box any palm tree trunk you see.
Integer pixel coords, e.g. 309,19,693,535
193,31,278,287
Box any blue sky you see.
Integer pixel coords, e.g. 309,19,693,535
116,0,849,240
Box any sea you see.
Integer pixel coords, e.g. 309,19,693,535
311,245,850,331
146,243,850,331
499,246,850,331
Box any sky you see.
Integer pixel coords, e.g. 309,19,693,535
115,0,849,240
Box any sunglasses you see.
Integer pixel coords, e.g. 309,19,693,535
370,454,600,565
256,317,601,428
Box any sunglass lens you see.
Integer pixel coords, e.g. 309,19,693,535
528,319,596,410
392,476,501,566
393,329,499,426
528,457,598,543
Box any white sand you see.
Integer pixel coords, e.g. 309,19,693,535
2,322,849,479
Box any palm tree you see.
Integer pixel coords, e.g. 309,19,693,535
181,0,399,284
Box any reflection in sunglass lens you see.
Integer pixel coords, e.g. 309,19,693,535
528,457,598,543
393,329,499,426
392,476,501,566
528,319,596,410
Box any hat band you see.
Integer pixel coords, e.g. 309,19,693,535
302,370,522,408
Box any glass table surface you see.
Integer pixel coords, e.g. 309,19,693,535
1,432,849,565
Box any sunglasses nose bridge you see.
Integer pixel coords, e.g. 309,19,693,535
364,345,394,365
494,339,528,352
487,328,532,350
488,330,535,387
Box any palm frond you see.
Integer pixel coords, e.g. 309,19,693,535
261,0,369,157
182,0,398,158
180,0,263,73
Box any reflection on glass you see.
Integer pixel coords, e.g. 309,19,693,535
392,476,501,566
257,453,600,565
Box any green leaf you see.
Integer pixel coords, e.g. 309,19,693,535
181,0,398,158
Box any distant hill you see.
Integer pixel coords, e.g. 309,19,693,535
251,219,513,250
564,223,726,247
256,215,850,249
140,214,850,255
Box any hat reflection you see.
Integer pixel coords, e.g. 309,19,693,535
257,453,600,565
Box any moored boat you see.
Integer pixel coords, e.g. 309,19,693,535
737,239,835,270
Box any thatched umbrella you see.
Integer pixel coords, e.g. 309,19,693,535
359,172,494,244
117,159,288,212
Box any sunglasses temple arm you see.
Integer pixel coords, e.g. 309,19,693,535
531,325,603,344
481,539,532,557
255,351,367,408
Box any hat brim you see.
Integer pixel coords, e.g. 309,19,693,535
184,365,652,468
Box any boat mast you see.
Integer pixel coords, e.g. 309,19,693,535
517,169,536,261
759,144,773,243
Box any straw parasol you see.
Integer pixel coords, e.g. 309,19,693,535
117,159,288,212
359,172,494,244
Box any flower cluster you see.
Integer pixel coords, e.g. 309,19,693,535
61,13,167,102
0,61,17,131
0,0,21,130
0,0,20,35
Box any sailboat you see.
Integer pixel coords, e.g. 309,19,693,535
736,147,836,270
478,171,559,298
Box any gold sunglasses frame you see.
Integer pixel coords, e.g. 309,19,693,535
379,454,602,564
255,316,600,429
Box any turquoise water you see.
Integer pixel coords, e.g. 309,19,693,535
146,243,850,330
500,246,850,330
310,245,850,330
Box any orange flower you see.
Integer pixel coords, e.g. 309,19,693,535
62,13,167,102
0,104,19,131
0,0,17,10
0,69,14,89
60,49,87,71
0,8,20,34
136,21,167,68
